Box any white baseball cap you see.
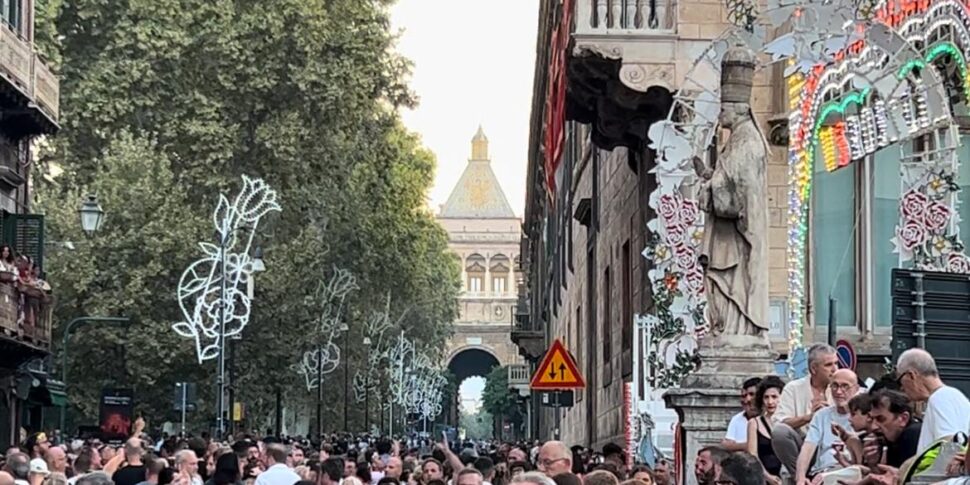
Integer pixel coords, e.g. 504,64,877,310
29,458,50,476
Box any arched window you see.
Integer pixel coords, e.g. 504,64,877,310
466,254,486,293
490,254,510,294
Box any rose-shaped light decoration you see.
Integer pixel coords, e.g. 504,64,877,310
237,175,283,223
923,201,952,232
658,193,681,228
678,199,700,226
684,268,705,295
675,248,697,273
897,219,928,251
946,253,970,273
666,223,689,247
900,189,930,223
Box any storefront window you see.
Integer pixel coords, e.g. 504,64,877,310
871,147,901,327
813,151,857,328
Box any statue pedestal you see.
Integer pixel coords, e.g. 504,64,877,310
664,337,775,485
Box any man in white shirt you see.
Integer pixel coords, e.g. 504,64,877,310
794,369,860,485
895,348,970,452
772,343,838,474
723,377,763,452
255,444,300,485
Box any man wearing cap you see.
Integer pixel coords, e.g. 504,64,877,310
28,458,49,485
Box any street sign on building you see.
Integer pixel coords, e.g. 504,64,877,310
835,339,856,371
530,338,585,389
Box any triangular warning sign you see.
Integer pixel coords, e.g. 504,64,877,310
530,338,586,389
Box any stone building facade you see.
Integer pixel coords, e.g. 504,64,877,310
439,128,523,383
514,0,849,448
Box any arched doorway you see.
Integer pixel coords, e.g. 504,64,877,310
445,347,500,439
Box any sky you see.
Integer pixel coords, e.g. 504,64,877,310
390,0,540,218
389,0,539,408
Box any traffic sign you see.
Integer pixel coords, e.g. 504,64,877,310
540,391,574,408
835,339,856,371
530,339,586,389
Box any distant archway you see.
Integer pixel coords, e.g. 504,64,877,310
445,347,501,437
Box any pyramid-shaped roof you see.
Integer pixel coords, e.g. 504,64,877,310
439,127,516,219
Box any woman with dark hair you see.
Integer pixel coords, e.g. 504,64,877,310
0,245,15,273
747,375,786,485
356,461,372,485
207,452,240,485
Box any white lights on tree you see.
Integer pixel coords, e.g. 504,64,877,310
353,295,394,403
297,267,359,391
175,176,281,363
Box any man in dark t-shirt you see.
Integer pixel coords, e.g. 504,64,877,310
112,438,147,485
869,390,923,468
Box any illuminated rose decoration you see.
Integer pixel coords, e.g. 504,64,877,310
658,194,680,227
685,268,705,295
900,190,929,223
666,223,688,246
676,248,697,272
923,201,952,232
678,199,700,226
946,253,970,273
897,220,927,251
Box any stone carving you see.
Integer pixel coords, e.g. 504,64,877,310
691,44,769,344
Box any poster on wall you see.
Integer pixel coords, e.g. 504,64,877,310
99,388,134,444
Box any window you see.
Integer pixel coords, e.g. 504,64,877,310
813,148,857,329
622,240,632,353
2,0,22,33
492,276,506,294
469,276,483,293
959,135,970,251
870,146,901,327
603,266,612,363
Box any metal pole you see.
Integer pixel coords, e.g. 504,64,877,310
317,345,323,439
828,297,837,346
217,237,228,438
365,375,370,433
228,338,236,436
180,382,187,435
60,316,131,434
275,386,283,437
554,392,562,440
343,329,349,432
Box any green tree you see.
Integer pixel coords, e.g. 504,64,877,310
34,0,460,432
482,366,526,438
460,408,493,441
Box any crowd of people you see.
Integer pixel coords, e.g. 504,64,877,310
1,344,968,485
716,345,970,485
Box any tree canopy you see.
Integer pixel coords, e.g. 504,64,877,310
34,0,459,434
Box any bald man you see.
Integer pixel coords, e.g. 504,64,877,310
794,369,860,485
45,448,67,475
385,457,403,480
0,471,14,485
536,442,571,478
896,348,970,453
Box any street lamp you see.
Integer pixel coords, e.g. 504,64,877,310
78,195,105,237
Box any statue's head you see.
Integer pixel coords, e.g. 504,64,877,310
720,43,756,123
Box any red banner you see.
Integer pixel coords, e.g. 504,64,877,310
543,0,573,200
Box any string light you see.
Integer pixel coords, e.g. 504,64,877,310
874,99,891,146
846,115,865,160
834,122,851,168
861,107,878,154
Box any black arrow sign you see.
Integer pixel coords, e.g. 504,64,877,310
558,363,566,379
548,367,557,380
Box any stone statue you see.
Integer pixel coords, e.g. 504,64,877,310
692,44,770,342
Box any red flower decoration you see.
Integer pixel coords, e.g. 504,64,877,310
685,269,705,294
666,223,688,246
664,273,679,291
675,248,697,272
678,199,700,226
923,201,952,232
946,253,970,274
897,219,927,251
658,194,680,227
900,190,929,223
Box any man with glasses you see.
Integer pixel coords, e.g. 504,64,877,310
794,369,860,485
895,349,970,453
535,442,571,478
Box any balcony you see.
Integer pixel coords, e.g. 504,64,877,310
0,279,53,354
0,25,60,135
568,0,680,151
508,364,531,396
510,294,545,360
